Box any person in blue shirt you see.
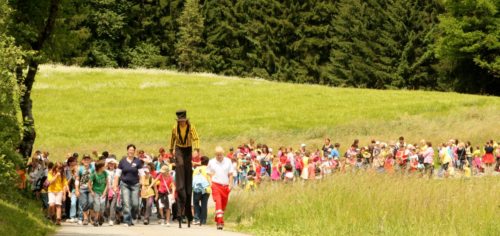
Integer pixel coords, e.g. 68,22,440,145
330,143,341,160
112,144,144,226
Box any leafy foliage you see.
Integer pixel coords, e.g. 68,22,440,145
434,0,500,94
8,0,500,94
0,0,25,196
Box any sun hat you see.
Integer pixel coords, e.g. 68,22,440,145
160,165,170,174
105,158,118,165
301,144,306,147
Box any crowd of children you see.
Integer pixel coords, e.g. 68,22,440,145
21,137,500,227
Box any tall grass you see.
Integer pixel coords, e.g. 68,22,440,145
33,65,500,159
225,174,500,236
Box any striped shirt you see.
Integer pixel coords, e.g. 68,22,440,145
170,124,200,150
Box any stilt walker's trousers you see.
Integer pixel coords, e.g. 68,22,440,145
175,146,193,221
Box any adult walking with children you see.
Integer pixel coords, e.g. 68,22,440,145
112,144,144,227
169,109,200,228
207,146,235,230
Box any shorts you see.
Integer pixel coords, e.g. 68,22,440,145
158,193,170,209
48,192,64,205
92,193,106,213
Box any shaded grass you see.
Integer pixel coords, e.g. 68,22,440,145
32,65,500,159
225,174,500,236
0,198,54,236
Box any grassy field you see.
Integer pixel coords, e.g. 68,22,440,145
225,174,500,236
0,198,54,236
30,65,500,235
32,65,500,159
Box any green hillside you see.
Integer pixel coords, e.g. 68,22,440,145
32,65,500,158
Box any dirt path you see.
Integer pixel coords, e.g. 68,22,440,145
55,222,250,236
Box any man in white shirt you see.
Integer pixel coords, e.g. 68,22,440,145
206,146,235,230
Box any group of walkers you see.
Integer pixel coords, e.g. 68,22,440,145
22,110,234,230
18,109,500,231
226,137,500,190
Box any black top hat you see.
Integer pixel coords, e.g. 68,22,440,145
176,109,188,121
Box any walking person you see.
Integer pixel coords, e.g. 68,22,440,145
169,109,200,228
207,146,235,230
483,141,495,174
422,142,434,178
113,144,144,226
65,162,79,223
75,154,95,225
192,156,211,226
89,160,108,227
140,165,155,225
47,162,68,225
152,165,176,226
105,158,119,226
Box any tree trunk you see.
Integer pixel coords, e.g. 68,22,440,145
18,63,38,158
17,0,61,158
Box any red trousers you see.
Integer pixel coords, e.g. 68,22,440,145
211,182,230,224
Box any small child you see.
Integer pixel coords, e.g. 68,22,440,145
89,160,108,227
283,162,294,182
472,146,483,174
140,166,155,225
270,158,281,181
47,162,67,225
246,165,257,191
463,161,471,178
384,154,395,174
300,152,310,180
153,166,175,226
105,158,120,226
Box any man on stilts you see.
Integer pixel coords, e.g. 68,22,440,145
169,109,199,228
206,146,235,230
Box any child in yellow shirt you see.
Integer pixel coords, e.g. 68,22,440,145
47,162,68,225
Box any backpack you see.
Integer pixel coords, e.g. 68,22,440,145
192,170,209,194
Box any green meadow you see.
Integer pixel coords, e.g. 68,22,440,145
225,174,500,236
31,65,500,235
33,65,499,158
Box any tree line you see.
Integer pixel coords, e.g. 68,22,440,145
0,0,499,158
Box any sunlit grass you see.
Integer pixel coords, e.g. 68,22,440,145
225,174,500,236
32,65,500,159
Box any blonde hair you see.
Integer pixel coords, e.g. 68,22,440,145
215,146,224,154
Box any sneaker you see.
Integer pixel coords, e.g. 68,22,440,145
161,221,165,226
166,222,170,227
66,218,76,223
77,220,83,225
143,219,149,225
108,220,114,226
